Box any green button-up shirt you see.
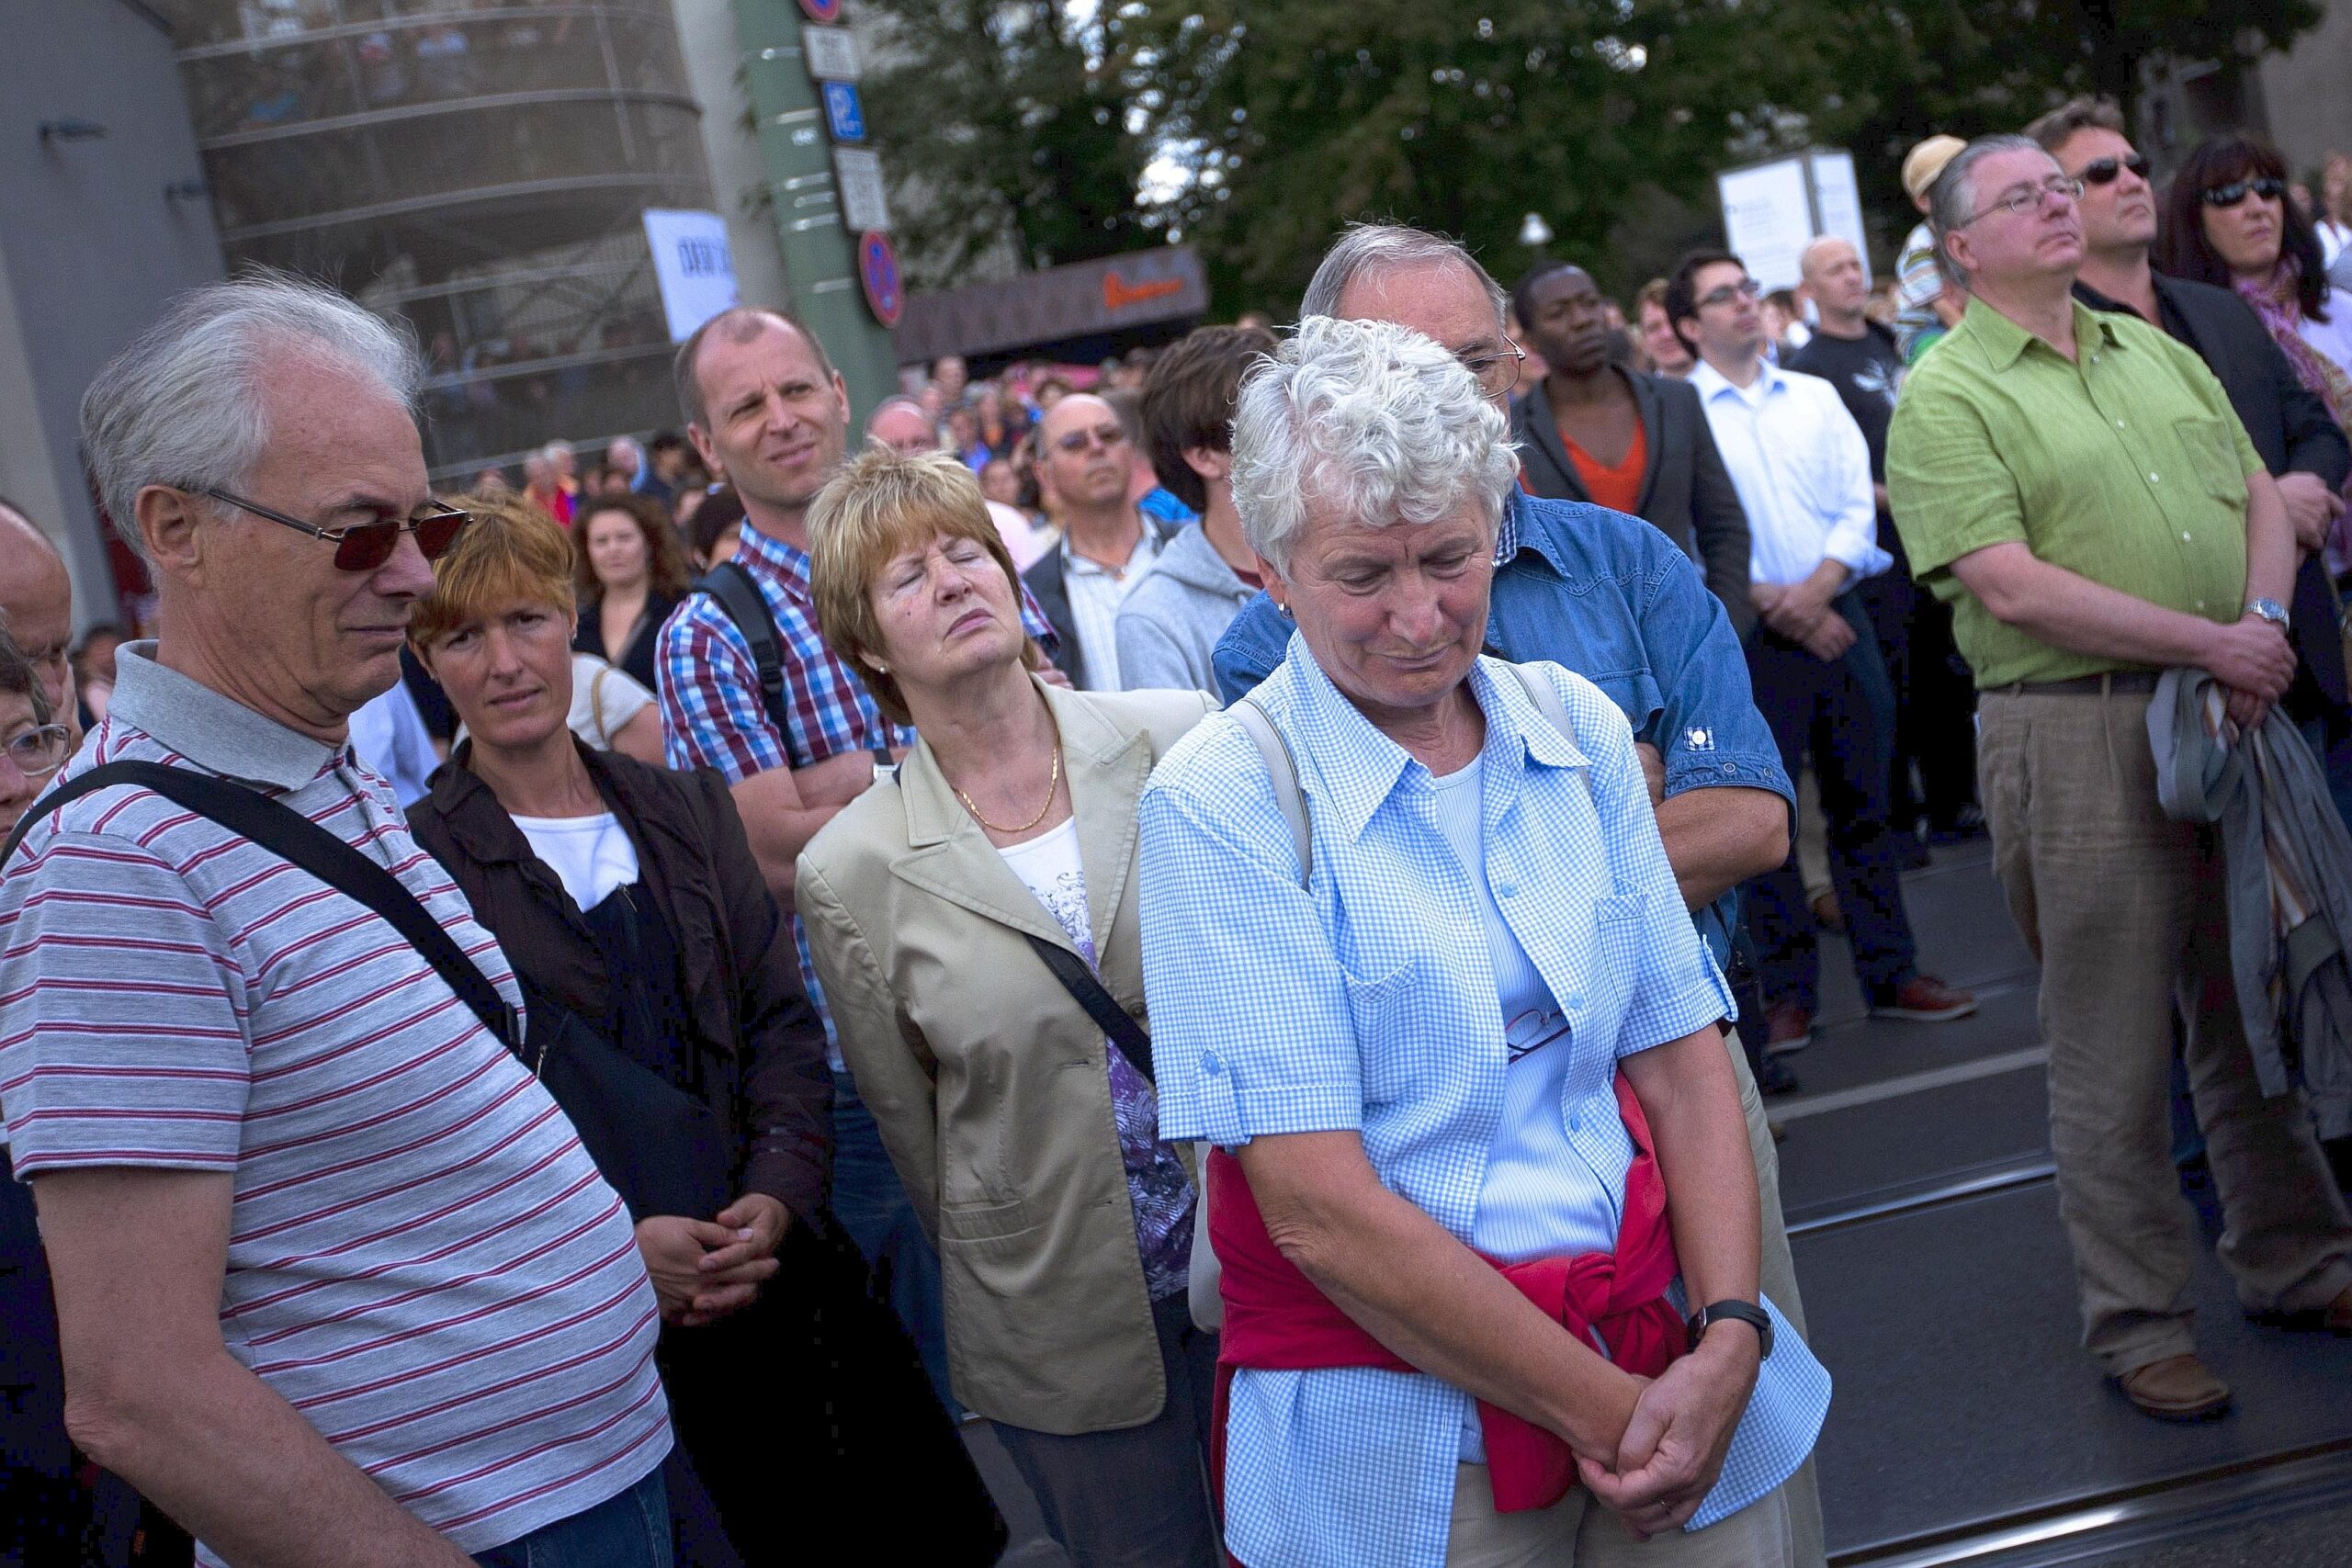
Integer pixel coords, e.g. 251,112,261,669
1887,296,2263,688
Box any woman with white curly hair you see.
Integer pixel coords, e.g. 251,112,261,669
1137,315,1827,1568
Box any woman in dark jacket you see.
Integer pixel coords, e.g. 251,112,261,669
406,502,1002,1568
572,491,689,694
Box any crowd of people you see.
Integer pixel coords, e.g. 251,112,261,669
3,101,2352,1568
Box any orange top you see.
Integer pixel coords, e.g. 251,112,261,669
1562,418,1647,516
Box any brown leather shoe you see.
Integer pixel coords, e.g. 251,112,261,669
1870,975,1978,1022
2118,1353,2232,1422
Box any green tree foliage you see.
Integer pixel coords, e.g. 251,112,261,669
865,0,2323,310
860,0,1156,288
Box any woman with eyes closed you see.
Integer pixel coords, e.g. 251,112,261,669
794,447,1219,1568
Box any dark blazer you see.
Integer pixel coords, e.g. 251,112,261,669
408,742,831,1219
1511,369,1756,639
2080,274,2352,708
1023,513,1187,682
574,589,680,696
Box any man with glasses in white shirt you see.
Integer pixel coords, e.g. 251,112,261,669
1024,391,1182,691
1668,250,1977,1055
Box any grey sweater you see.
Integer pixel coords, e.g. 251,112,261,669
1112,521,1254,694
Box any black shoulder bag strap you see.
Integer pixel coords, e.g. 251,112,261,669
1021,932,1154,1085
695,558,791,736
4,762,520,1053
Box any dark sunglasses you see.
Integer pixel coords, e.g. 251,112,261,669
2076,153,2152,186
2202,176,2286,209
199,487,471,571
1054,424,1126,454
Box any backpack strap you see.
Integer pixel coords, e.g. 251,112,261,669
1227,664,1578,892
695,559,790,737
3,761,520,1054
1229,696,1311,886
1507,661,1577,742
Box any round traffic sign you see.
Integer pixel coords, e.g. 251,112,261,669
858,231,903,327
798,0,842,22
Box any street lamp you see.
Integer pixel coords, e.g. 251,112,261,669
1518,210,1554,248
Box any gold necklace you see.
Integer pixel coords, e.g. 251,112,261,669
956,741,1062,835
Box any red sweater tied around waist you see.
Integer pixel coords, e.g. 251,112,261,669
1208,1071,1684,1526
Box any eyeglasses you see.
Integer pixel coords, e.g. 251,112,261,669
1961,175,2085,225
2,724,71,780
1459,336,1528,397
1695,278,1762,310
2202,176,2286,209
2076,153,2152,186
198,487,471,572
1053,424,1127,455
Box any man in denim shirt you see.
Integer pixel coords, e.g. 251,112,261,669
1211,225,1824,1568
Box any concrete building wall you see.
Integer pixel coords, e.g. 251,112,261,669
0,0,222,629
2260,0,2352,180
673,0,796,316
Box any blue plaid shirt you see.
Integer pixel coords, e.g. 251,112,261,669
1139,644,1828,1568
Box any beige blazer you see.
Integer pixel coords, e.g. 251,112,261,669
795,680,1213,1434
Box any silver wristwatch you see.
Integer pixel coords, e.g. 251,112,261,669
2246,597,2290,631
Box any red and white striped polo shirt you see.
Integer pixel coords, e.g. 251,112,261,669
0,646,670,1562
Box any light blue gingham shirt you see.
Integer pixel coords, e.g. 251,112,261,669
1138,639,1829,1568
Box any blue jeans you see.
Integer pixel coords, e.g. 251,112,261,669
828,1070,957,1413
1741,592,1921,1011
472,1470,671,1568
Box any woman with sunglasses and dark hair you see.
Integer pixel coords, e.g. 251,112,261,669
2156,136,2352,397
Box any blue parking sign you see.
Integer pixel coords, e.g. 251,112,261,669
822,82,865,143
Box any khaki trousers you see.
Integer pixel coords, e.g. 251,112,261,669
1977,687,2352,1374
1445,1466,1792,1568
1724,1032,1824,1568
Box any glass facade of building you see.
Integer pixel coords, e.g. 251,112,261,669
159,2,718,479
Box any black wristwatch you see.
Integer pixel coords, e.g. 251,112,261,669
1686,1299,1772,1359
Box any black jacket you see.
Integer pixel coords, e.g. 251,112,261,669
1510,369,1757,639
573,589,681,696
407,743,832,1218
2078,273,2352,708
1023,513,1187,682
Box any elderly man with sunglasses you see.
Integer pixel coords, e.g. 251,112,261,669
1889,135,2352,1425
0,276,677,1565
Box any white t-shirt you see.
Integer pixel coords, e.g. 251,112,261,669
997,817,1089,942
512,811,641,910
568,652,655,750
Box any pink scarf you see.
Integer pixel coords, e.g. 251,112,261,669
2238,259,2352,561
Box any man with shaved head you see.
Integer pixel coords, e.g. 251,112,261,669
0,501,77,744
1023,390,1181,690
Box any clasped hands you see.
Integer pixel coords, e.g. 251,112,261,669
1751,575,1853,663
1573,1326,1762,1541
635,1192,789,1327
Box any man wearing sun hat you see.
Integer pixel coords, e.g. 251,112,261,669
1894,134,1969,361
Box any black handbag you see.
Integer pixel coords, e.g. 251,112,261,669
7,762,731,1223
518,988,734,1224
